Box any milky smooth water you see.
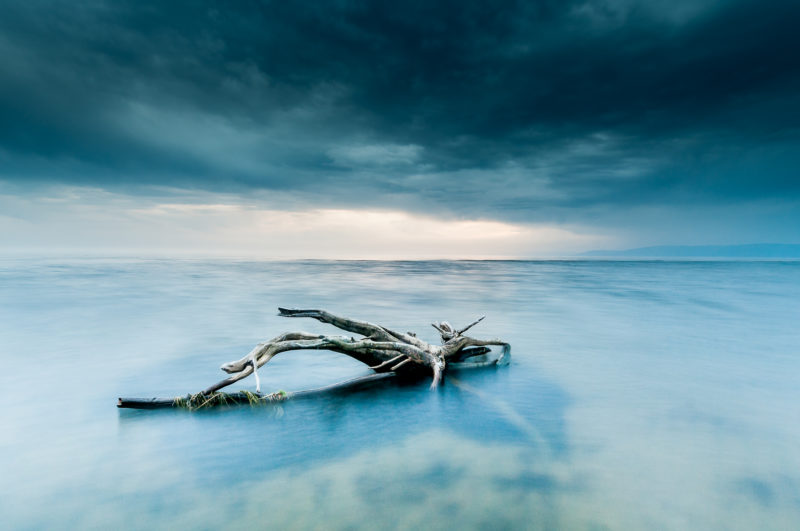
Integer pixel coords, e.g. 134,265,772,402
1,259,799,530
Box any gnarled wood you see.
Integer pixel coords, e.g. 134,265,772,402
117,307,510,409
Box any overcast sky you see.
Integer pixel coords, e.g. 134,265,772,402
1,0,798,257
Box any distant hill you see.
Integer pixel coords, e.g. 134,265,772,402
583,244,800,258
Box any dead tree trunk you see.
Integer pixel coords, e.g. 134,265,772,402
117,308,510,409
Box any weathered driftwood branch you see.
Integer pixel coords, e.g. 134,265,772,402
117,308,510,409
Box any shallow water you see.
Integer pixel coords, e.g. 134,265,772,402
1,259,799,530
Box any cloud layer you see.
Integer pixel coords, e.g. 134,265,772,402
1,0,798,250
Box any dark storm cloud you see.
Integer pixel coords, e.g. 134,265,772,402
1,0,799,219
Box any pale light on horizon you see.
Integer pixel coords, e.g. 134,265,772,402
0,187,613,259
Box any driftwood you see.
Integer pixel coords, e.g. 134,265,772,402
118,308,510,410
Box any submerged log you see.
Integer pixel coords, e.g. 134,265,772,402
118,308,510,410
118,372,397,410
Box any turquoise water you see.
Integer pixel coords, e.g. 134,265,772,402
1,259,799,529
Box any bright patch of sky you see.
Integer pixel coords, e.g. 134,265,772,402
0,186,610,258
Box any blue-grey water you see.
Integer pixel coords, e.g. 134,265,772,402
1,259,799,530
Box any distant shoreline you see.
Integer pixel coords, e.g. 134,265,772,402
583,243,800,258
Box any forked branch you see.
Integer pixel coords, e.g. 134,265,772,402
118,308,510,409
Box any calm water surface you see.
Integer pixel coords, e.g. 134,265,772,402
1,259,799,529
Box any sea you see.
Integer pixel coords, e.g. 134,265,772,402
1,259,798,530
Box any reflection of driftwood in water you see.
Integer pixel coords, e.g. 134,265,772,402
117,308,510,410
